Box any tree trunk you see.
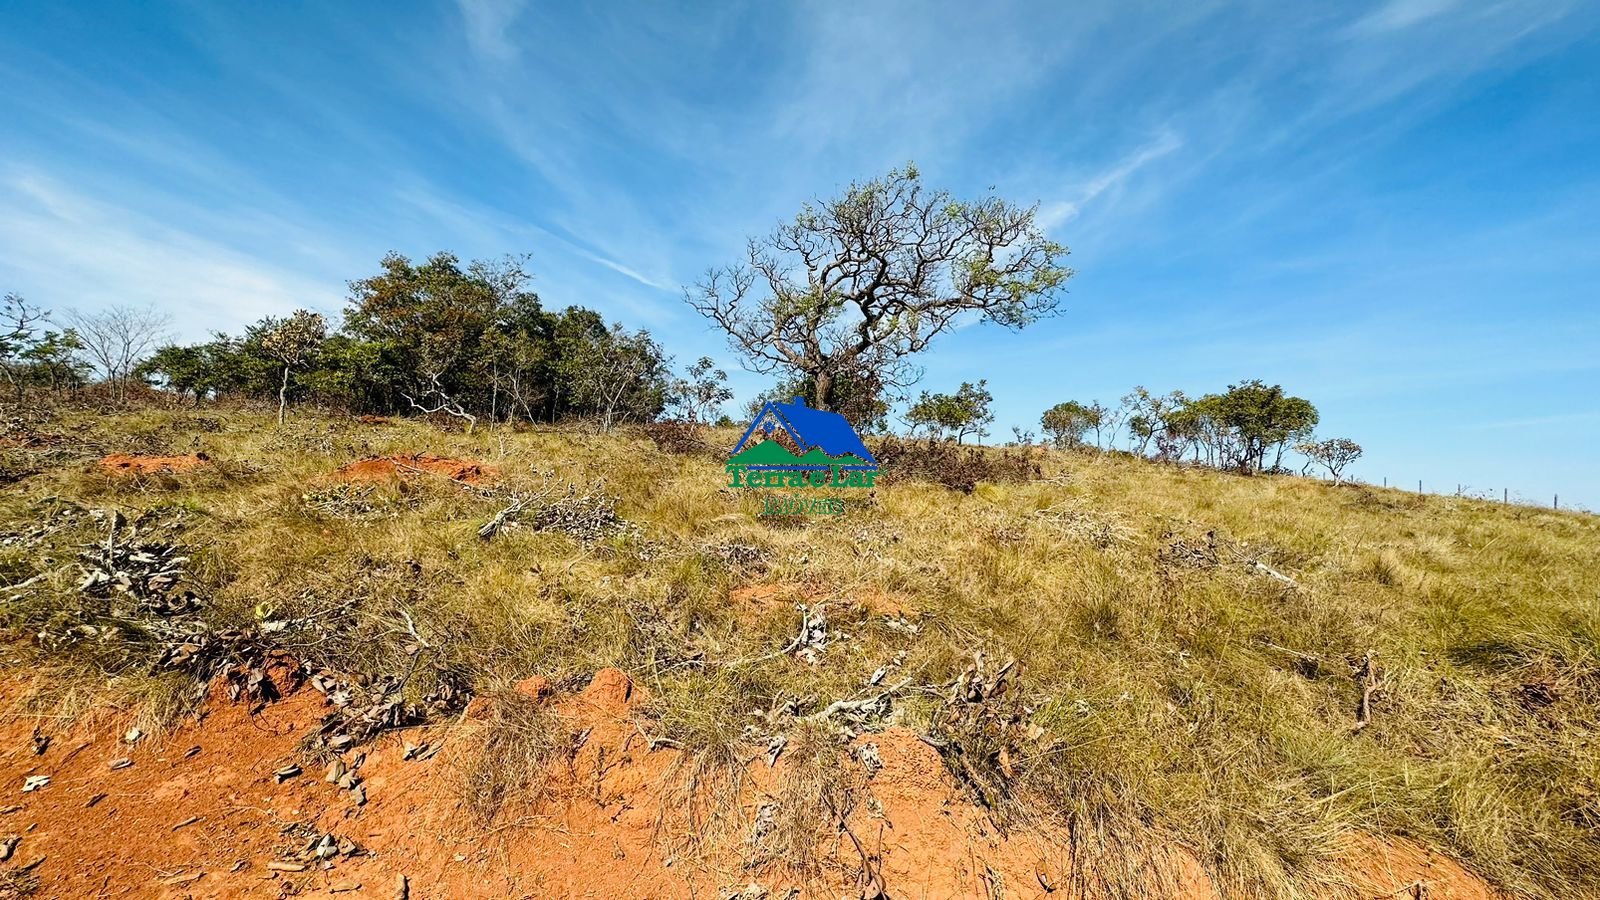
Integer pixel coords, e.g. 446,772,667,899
812,370,833,412
278,365,290,425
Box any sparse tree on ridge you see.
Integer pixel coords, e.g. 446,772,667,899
906,380,994,443
668,356,732,429
688,164,1072,414
1040,400,1101,448
1038,382,1338,478
1297,437,1363,482
256,310,327,425
1,293,49,401
67,305,171,405
1187,381,1318,474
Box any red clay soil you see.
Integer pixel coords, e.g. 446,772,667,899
98,453,211,475
730,584,918,621
1340,836,1501,900
0,670,1502,900
334,454,495,485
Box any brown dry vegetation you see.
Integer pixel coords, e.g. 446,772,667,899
0,406,1596,898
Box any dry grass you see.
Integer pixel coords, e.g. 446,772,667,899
455,690,568,825
1,405,1597,898
0,869,39,899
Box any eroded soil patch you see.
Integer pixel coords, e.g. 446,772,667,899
335,453,495,484
0,669,1502,900
97,453,211,474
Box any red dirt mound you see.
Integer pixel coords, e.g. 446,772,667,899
731,583,919,622
335,453,495,484
98,452,211,474
0,669,1503,899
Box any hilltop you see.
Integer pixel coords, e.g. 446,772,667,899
0,405,1595,899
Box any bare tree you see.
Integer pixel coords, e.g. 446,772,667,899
68,305,171,404
687,164,1072,412
403,371,479,433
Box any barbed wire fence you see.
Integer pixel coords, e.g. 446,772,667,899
1371,475,1581,513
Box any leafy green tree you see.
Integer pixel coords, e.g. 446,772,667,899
1,293,90,400
668,357,732,427
688,164,1072,412
128,251,671,427
20,329,89,395
482,293,558,423
1191,381,1318,474
1117,387,1190,457
1040,400,1101,448
343,251,515,417
1,293,48,401
557,316,669,430
138,344,215,404
1156,400,1206,462
296,335,398,412
906,380,994,443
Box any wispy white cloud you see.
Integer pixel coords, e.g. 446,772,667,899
388,185,679,324
1036,130,1183,233
454,0,530,62
1350,0,1460,34
0,171,342,338
769,2,1100,165
580,253,672,292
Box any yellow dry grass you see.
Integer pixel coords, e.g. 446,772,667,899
1,405,1596,898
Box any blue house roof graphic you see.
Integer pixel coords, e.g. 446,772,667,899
730,397,877,466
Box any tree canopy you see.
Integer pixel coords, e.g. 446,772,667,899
688,164,1072,414
1042,380,1323,474
906,380,994,443
136,251,671,429
1040,400,1101,448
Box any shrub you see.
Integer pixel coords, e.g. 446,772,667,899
636,420,718,457
870,436,1040,493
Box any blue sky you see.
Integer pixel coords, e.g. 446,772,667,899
2,0,1597,507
